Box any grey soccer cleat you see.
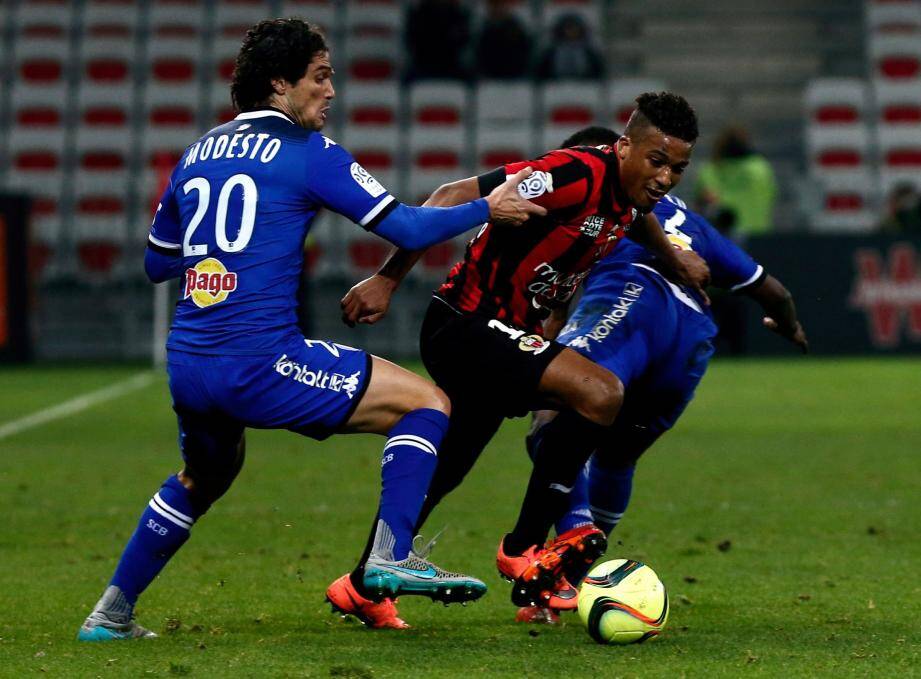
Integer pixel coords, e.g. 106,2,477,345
77,586,157,641
362,527,487,604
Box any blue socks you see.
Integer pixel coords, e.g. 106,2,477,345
555,462,595,534
373,408,448,561
109,475,202,605
587,459,635,535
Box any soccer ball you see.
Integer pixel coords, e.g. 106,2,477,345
577,559,669,645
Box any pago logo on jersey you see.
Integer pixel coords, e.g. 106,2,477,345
184,257,238,308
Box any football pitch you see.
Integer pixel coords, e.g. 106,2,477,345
0,358,918,678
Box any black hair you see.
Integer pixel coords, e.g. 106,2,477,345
230,18,328,112
625,92,698,143
560,125,621,149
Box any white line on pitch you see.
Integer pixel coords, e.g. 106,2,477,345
0,372,156,442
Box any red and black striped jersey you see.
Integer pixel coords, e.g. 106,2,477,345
436,145,641,332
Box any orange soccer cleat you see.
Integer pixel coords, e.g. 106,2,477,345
496,537,579,610
325,574,410,630
515,605,561,625
545,524,608,573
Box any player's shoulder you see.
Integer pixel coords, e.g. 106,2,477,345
553,144,614,167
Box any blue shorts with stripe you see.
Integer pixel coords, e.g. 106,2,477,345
166,338,372,467
557,266,717,463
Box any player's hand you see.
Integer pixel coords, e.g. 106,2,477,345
340,274,397,327
486,167,548,226
673,249,711,305
763,317,809,353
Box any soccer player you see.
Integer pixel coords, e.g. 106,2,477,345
336,93,709,621
77,18,545,640
517,125,807,623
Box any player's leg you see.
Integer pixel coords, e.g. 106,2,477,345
503,281,680,606
500,347,626,562
79,356,246,641
332,355,487,604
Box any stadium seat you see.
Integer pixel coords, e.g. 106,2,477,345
804,78,869,127
214,0,274,39
408,82,470,171
342,82,401,131
82,0,141,38
346,233,391,277
810,170,879,233
148,0,207,32
341,126,402,196
345,32,399,82
281,0,340,36
476,81,536,129
877,125,921,190
866,0,921,35
540,82,603,150
806,125,872,178
12,0,74,36
869,34,921,81
344,0,402,41
474,127,535,173
75,133,131,199
872,78,921,127
406,169,460,206
607,78,667,128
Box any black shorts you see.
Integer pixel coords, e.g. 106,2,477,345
420,296,565,418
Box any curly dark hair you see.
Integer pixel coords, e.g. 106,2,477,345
626,92,698,143
560,125,621,149
230,18,328,112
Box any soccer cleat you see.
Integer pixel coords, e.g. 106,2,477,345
515,605,561,625
496,537,579,609
545,524,608,572
363,534,487,604
325,574,409,629
77,586,157,641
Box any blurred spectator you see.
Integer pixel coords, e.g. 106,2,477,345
536,13,604,81
696,126,777,239
475,0,532,80
878,183,921,234
404,0,472,82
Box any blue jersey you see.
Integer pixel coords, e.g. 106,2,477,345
148,108,397,355
583,194,765,318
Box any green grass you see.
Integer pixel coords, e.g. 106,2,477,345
0,358,919,677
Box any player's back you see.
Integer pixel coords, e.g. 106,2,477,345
584,194,764,316
150,110,326,355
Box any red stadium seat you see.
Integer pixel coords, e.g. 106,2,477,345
348,238,390,272
870,34,921,81
77,240,123,275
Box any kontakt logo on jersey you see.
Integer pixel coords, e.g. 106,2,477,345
184,258,238,308
274,354,361,399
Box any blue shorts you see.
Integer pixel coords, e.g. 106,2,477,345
167,338,372,458
558,266,717,463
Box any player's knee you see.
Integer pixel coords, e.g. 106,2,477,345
180,434,247,511
582,373,624,427
404,382,451,418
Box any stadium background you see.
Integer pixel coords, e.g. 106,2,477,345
1,0,920,362
0,2,919,675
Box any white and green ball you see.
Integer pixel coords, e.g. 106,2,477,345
577,559,669,645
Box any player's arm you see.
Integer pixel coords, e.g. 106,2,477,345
144,179,185,283
745,274,809,353
341,151,591,326
339,177,485,326
627,211,711,302
306,138,543,249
